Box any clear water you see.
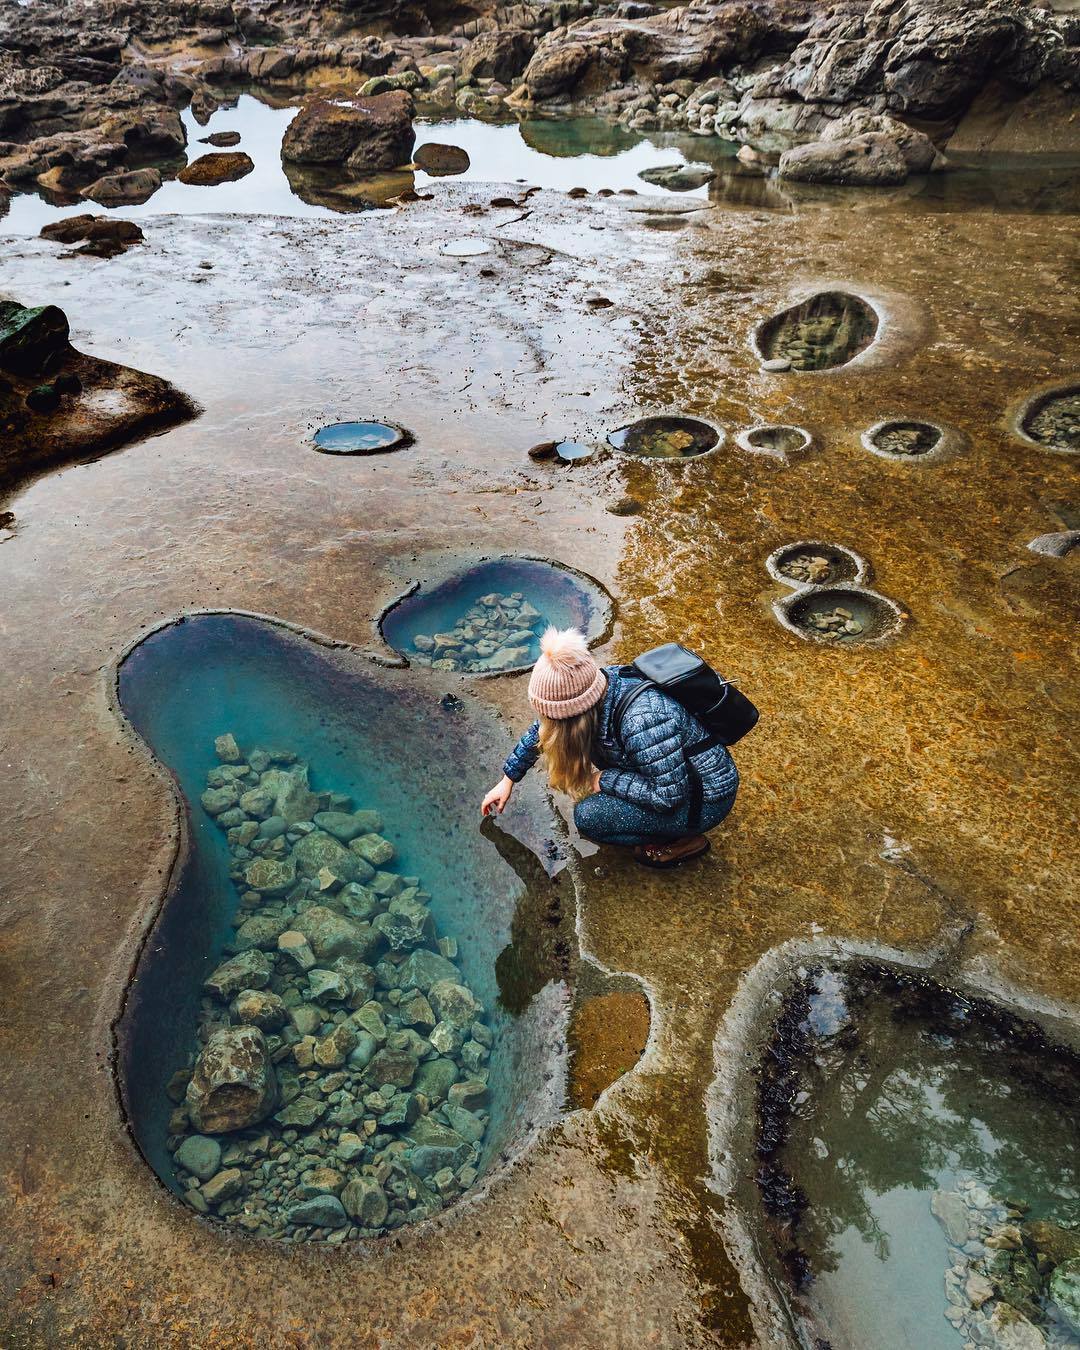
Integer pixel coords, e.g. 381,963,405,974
777,967,1080,1350
312,421,405,454
380,557,609,673
3,96,731,235
115,613,568,1233
608,415,719,459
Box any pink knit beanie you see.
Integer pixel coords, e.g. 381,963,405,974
528,627,607,720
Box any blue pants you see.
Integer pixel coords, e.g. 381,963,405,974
573,789,737,848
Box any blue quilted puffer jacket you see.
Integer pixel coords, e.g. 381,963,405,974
502,665,739,814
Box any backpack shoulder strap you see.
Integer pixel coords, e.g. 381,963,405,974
611,673,654,751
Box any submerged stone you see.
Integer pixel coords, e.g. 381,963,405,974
186,1025,277,1134
173,1135,222,1181
608,415,719,459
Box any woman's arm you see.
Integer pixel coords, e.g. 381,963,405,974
481,721,542,817
502,720,541,783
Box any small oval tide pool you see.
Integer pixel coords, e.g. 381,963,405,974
312,421,409,455
115,613,570,1241
380,557,612,675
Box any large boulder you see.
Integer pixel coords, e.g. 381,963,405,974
777,133,911,186
819,110,941,174
281,91,414,172
185,1025,277,1133
750,0,1076,124
293,905,375,962
460,30,535,85
40,214,143,258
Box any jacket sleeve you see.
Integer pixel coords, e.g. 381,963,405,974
503,721,541,783
598,695,689,812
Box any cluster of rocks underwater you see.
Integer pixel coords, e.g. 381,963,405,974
164,734,493,1242
408,589,545,673
931,1179,1080,1348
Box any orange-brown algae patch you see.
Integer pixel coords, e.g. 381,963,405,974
569,989,652,1110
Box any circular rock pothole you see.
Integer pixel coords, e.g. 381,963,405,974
736,424,813,458
774,585,904,645
753,290,880,372
766,541,868,589
380,556,612,675
1013,384,1080,453
608,415,722,461
312,421,411,455
861,418,952,461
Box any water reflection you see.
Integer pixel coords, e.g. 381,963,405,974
773,964,1080,1349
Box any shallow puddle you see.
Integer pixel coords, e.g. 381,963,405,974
756,962,1080,1350
380,557,611,675
608,415,720,459
115,613,570,1240
312,420,409,454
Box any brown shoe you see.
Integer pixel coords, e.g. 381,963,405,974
633,834,710,870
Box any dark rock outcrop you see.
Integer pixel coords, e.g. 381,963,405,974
0,297,197,494
281,90,415,171
40,214,144,257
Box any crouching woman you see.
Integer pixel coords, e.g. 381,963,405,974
481,628,739,868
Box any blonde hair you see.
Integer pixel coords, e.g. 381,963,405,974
539,704,600,800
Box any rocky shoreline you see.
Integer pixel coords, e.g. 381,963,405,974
164,733,493,1241
1,0,1076,208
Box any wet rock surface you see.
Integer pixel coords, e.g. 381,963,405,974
167,734,492,1240
0,119,1077,1349
39,213,144,257
177,150,254,185
281,91,415,173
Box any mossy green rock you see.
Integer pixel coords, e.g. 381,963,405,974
294,905,375,961
362,1046,419,1089
341,1176,388,1226
173,1134,222,1181
243,856,297,896
413,1057,459,1102
0,300,69,376
292,829,364,883
1051,1259,1080,1335
1025,1219,1080,1268
204,949,271,999
274,1094,327,1127
398,948,459,992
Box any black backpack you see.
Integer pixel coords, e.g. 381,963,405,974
611,643,759,828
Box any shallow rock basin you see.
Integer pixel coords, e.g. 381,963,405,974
742,959,1080,1350
755,291,880,372
776,585,902,643
312,420,410,455
864,418,943,458
115,613,569,1241
608,415,720,459
1019,387,1080,453
767,541,867,588
380,557,611,674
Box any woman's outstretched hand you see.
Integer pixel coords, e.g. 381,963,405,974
481,775,514,818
